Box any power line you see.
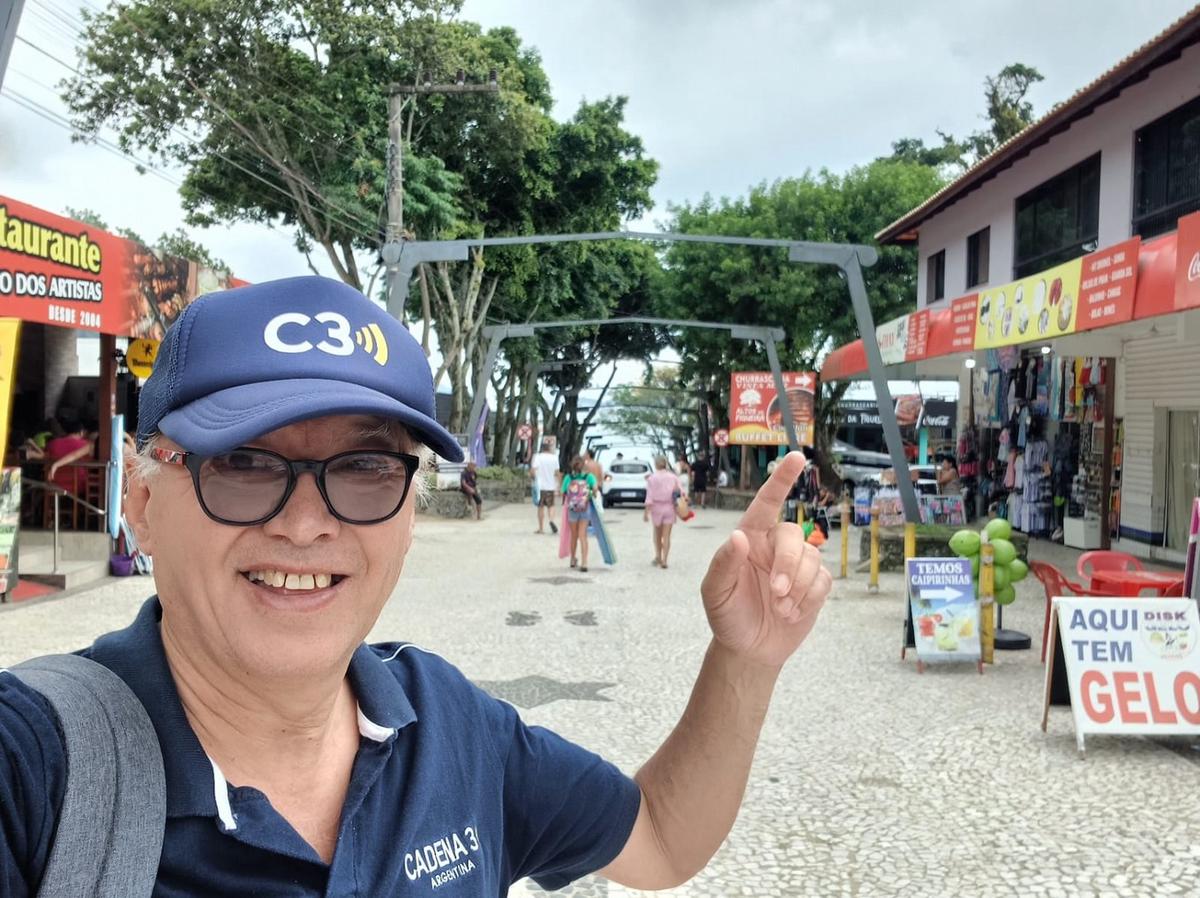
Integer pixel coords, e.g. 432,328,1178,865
11,35,382,246
15,3,385,242
1,87,183,186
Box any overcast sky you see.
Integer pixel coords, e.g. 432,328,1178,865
2,0,1194,411
3,0,1194,282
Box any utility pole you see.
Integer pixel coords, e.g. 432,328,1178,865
385,69,499,293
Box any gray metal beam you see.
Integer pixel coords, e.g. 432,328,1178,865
838,254,920,523
385,231,876,319
0,0,25,93
762,334,800,453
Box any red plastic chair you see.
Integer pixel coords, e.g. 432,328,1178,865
1030,561,1106,663
1160,579,1186,598
1076,550,1145,583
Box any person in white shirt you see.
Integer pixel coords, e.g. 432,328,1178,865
530,439,561,534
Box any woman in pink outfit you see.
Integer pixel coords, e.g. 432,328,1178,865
644,456,680,568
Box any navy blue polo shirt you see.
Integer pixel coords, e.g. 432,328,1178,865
0,598,641,896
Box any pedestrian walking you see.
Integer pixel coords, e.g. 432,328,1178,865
530,438,560,534
460,460,483,520
645,456,679,568
691,452,711,508
583,448,604,484
562,456,598,571
676,458,691,500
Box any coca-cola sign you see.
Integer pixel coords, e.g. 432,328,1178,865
1176,211,1200,311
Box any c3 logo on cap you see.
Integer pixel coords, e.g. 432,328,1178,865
264,312,389,366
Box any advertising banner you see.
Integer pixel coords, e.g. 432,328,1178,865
975,257,1084,349
876,314,910,366
0,318,19,457
1176,209,1200,312
942,294,979,354
729,371,815,446
905,309,931,360
1046,598,1200,753
0,468,20,599
1076,238,1141,331
906,558,981,664
0,195,244,339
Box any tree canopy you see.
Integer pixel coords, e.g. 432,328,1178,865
882,62,1045,173
66,1,659,440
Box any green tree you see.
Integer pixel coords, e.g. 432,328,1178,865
966,63,1045,158
66,2,659,434
886,62,1044,171
603,368,703,458
654,160,945,481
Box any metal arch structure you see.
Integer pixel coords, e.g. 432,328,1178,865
385,230,920,522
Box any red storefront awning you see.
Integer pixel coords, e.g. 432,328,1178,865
820,223,1187,382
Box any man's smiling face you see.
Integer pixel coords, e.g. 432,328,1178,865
125,414,418,681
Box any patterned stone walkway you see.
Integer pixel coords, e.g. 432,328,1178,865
3,499,1198,896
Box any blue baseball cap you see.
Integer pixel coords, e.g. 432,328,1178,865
137,276,464,462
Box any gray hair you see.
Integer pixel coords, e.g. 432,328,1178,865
131,419,434,507
655,455,669,470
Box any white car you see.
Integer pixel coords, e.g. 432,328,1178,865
602,459,653,507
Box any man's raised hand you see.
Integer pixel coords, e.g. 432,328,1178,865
700,452,832,669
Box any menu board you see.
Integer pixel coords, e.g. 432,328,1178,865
1076,238,1141,331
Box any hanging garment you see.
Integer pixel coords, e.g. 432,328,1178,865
1035,358,1052,417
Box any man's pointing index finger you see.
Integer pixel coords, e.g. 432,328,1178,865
739,451,807,531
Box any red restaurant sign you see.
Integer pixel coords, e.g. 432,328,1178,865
1076,237,1141,331
0,195,245,339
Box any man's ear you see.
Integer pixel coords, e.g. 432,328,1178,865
122,454,155,556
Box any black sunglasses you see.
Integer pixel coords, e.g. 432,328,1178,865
151,446,421,526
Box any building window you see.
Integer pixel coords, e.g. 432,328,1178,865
926,250,945,304
1133,96,1200,239
1014,154,1101,278
966,227,990,288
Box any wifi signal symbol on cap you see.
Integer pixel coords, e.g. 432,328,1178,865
354,323,390,366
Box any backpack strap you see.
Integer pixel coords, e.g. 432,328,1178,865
11,654,165,898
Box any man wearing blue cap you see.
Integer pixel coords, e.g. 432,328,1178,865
0,276,831,895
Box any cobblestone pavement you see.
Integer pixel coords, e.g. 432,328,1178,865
3,501,1199,897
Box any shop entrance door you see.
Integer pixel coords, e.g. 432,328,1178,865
1166,409,1200,552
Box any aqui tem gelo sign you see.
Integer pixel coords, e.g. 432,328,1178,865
1043,598,1200,754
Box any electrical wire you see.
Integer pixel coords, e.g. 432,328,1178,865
12,35,383,245
0,86,183,186
19,0,385,241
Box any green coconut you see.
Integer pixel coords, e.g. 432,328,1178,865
993,564,1011,591
995,584,1017,605
950,529,981,558
991,538,1018,567
984,517,1013,541
1009,558,1029,582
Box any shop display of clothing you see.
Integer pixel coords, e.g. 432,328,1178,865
1021,438,1052,535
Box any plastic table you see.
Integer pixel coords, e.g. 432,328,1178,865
1089,569,1185,597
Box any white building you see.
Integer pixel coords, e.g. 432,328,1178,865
825,7,1200,563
